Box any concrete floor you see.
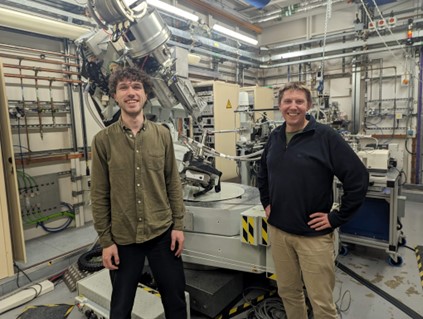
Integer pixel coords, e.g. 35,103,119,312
1,200,422,319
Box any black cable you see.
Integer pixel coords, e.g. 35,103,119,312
16,117,27,185
36,202,75,233
247,297,286,319
399,170,407,186
404,136,416,155
13,261,32,288
403,245,416,251
336,261,423,319
26,284,43,298
335,287,351,314
37,216,73,233
0,283,43,316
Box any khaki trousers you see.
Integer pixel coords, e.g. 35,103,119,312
270,225,338,319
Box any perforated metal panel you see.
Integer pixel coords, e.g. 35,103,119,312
18,173,61,227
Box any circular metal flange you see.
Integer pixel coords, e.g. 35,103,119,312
183,182,245,202
125,8,170,58
88,0,147,26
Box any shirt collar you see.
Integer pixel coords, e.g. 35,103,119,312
119,116,149,132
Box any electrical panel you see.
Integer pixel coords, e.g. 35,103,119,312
193,86,215,148
18,173,61,228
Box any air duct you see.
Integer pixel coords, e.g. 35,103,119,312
243,0,271,9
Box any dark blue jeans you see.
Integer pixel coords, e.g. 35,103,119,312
109,227,187,319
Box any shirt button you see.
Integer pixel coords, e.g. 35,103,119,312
129,134,133,138
137,167,140,170
136,150,139,153
138,200,141,204
137,184,140,187
139,218,142,221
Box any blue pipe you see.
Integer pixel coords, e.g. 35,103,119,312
243,0,271,9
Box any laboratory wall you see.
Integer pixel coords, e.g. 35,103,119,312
0,28,100,245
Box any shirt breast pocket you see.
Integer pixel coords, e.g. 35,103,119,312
147,152,165,171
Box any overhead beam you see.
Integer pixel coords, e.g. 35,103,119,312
1,0,93,24
183,0,263,34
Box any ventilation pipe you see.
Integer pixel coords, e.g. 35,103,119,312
252,0,343,24
244,0,271,9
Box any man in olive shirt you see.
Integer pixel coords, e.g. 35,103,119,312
91,67,187,319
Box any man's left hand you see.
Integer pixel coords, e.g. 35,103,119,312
171,229,184,257
308,212,332,231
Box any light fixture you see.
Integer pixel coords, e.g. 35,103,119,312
280,51,303,59
0,7,91,40
212,24,258,46
146,0,199,22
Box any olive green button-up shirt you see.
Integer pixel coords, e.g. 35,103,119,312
91,117,185,248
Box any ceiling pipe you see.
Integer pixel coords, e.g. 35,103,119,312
169,26,259,60
259,44,405,68
251,0,325,20
262,29,356,51
167,39,259,67
0,7,91,40
193,0,253,21
252,0,344,24
168,18,418,68
2,0,92,25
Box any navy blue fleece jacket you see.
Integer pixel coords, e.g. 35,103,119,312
257,116,369,236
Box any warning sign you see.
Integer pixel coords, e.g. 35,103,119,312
226,99,232,109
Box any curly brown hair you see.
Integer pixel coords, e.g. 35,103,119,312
108,66,153,97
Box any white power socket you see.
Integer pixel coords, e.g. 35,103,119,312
0,280,54,314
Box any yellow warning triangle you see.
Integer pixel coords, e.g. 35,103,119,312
226,99,232,109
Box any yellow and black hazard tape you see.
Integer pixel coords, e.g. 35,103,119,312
261,217,268,246
241,215,255,245
214,289,277,319
415,245,423,289
266,272,277,281
138,283,161,297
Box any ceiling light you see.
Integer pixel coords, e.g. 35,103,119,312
280,51,302,59
212,24,258,46
0,7,91,40
146,0,199,22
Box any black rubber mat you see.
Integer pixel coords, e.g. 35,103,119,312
17,304,74,319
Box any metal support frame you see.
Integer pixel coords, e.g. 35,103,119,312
351,62,362,134
339,169,405,263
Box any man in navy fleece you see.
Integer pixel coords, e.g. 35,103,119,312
257,82,368,319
